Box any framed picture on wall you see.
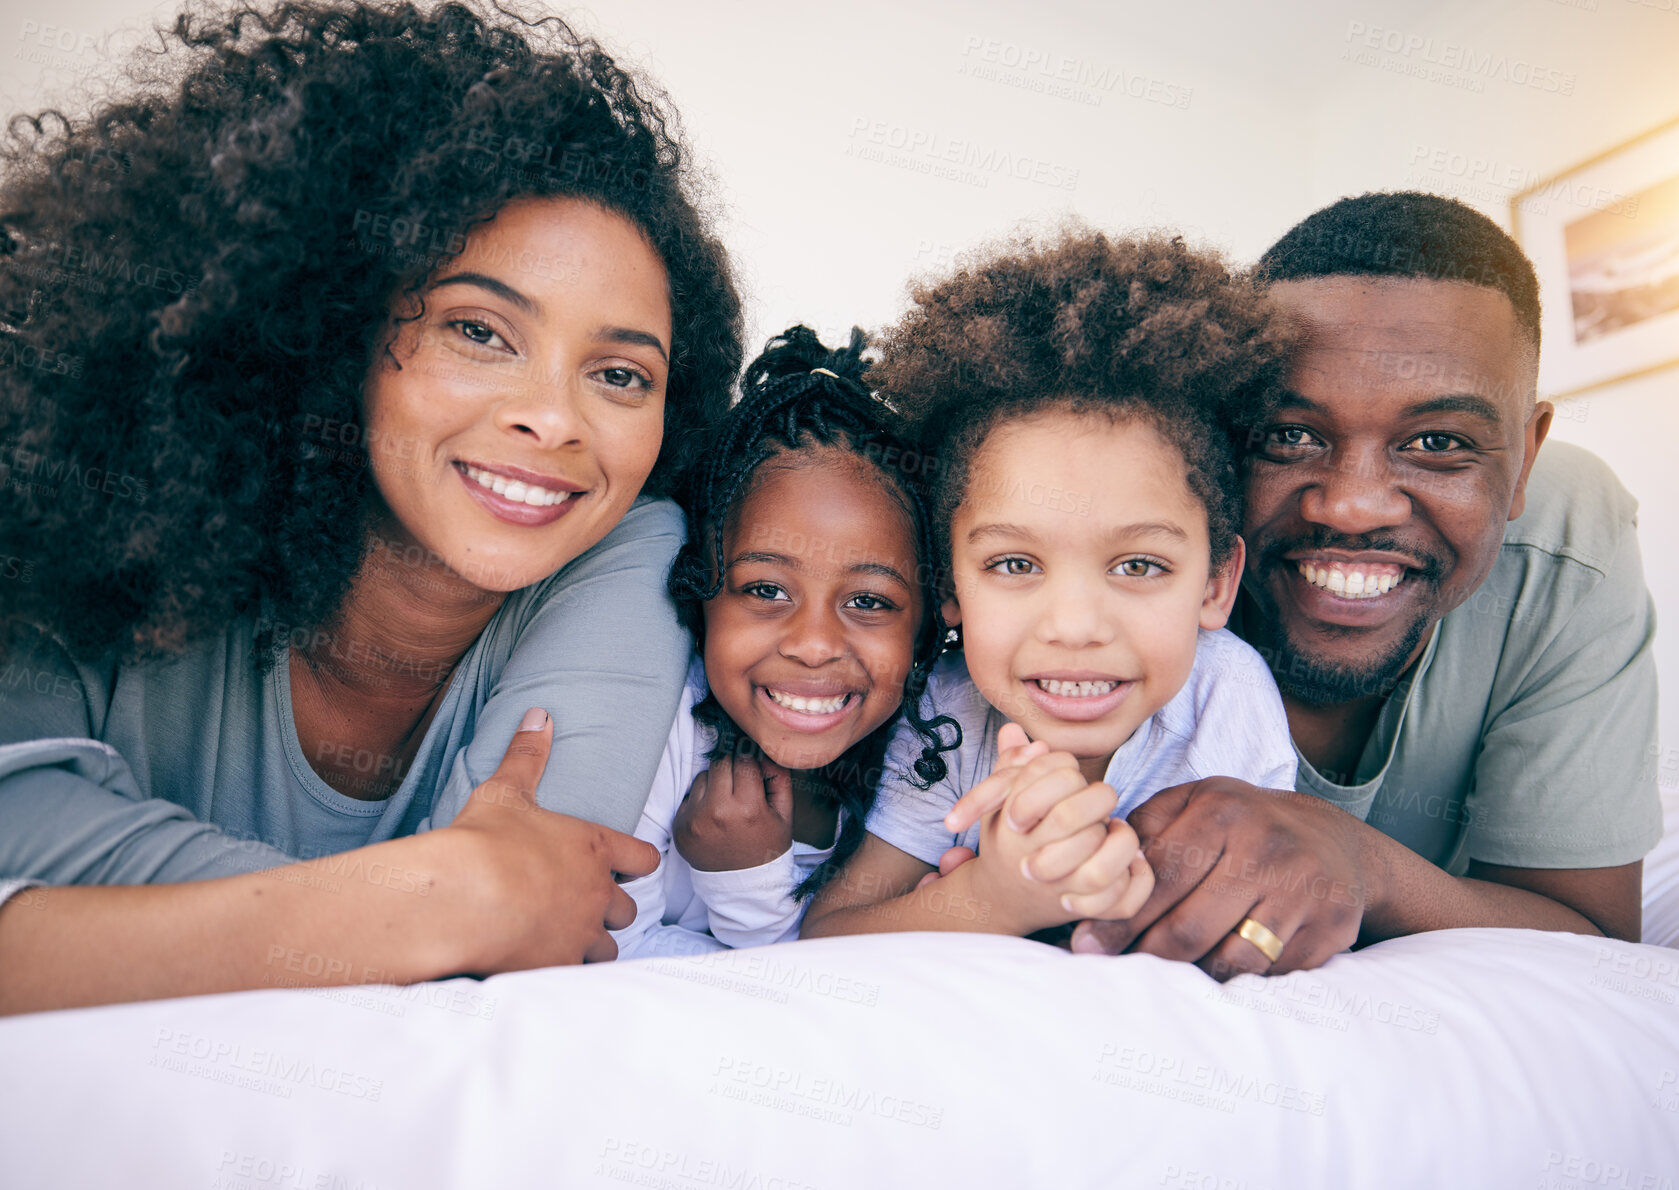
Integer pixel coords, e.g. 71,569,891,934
1513,115,1679,399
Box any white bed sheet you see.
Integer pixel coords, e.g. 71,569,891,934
3,926,1676,1189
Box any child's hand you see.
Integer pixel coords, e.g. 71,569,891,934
673,753,794,872
965,754,1150,932
943,723,1046,833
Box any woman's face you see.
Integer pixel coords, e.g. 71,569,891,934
360,196,672,594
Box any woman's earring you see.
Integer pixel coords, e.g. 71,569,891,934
943,623,962,650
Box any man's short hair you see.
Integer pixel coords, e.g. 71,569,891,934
1255,192,1541,353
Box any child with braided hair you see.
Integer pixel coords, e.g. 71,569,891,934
611,326,959,958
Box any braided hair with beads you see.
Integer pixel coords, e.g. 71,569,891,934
669,324,960,901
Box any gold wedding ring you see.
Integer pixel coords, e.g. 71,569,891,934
1235,916,1285,964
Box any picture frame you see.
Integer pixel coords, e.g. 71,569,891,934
1513,115,1679,400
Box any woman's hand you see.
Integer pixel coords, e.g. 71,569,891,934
442,709,659,970
672,753,794,872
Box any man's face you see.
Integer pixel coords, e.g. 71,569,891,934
1242,276,1552,706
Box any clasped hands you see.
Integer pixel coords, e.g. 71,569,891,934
931,724,1369,979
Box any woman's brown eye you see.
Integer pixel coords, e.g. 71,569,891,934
599,367,644,388
448,319,500,347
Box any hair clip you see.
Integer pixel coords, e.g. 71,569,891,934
809,367,840,379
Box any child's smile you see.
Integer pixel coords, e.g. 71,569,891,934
703,449,924,773
1022,672,1137,722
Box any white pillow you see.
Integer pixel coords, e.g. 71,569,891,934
2,927,1676,1188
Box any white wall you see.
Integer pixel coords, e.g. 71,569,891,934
8,0,1677,788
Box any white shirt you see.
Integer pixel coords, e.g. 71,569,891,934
866,628,1299,866
611,659,837,960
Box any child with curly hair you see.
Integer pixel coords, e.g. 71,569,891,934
612,326,958,958
803,230,1300,950
0,0,743,1013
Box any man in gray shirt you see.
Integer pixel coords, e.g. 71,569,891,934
1074,193,1662,975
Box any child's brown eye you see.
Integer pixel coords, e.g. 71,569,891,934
1115,558,1164,578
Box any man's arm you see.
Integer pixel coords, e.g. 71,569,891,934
1387,857,1643,941
1069,779,1644,979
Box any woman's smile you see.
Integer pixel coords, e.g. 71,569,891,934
454,460,585,526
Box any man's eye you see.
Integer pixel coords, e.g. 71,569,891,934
1403,432,1468,453
1265,426,1320,450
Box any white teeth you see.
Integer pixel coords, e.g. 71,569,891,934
1296,562,1404,600
463,464,577,507
766,689,849,715
1037,679,1119,698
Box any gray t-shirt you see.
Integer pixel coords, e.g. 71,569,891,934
867,628,1299,867
0,496,690,885
1233,440,1662,874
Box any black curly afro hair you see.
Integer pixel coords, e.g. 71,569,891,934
1255,191,1541,352
0,0,743,663
873,227,1295,573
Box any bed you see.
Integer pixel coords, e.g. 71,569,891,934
5,802,1678,1188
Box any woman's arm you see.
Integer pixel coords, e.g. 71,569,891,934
0,628,305,883
0,740,299,885
0,713,657,1016
428,498,692,834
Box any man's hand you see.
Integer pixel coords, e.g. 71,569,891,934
1068,777,1370,980
673,753,794,872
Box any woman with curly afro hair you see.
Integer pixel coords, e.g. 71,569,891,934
0,0,744,1013
803,228,1302,951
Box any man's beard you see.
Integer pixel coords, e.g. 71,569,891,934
1243,531,1444,707
1243,604,1430,706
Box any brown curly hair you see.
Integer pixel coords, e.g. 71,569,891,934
873,228,1294,571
